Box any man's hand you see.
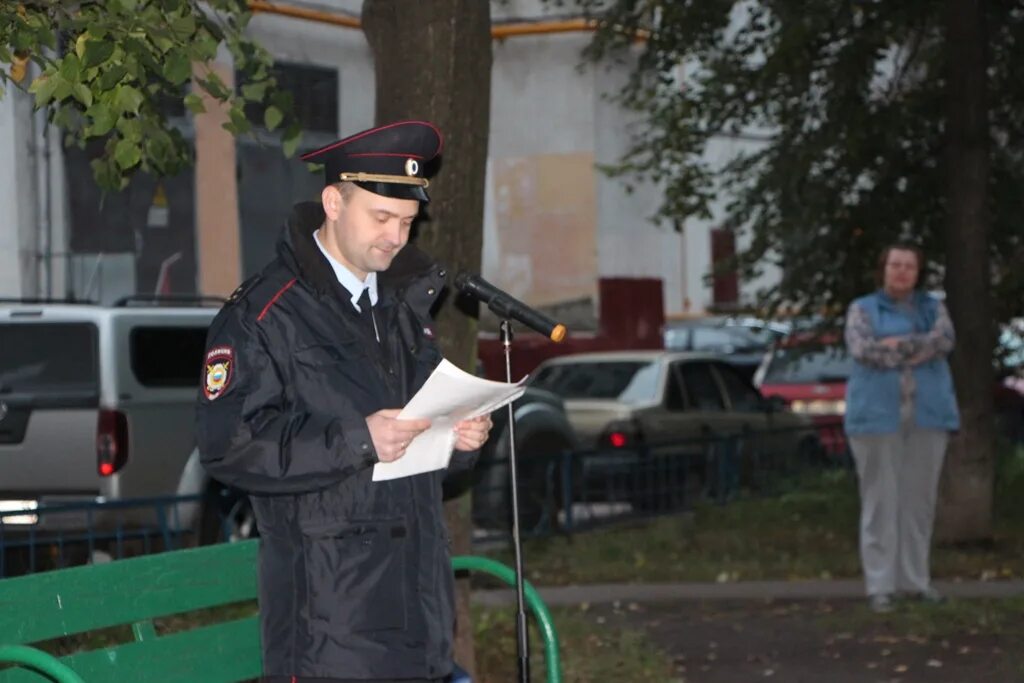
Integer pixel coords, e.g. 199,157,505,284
453,414,494,452
879,336,905,349
366,409,431,463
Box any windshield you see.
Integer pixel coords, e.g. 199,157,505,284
529,360,661,402
0,323,99,395
762,346,853,384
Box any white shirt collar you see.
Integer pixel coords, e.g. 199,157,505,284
313,229,378,311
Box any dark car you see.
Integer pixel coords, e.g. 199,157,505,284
526,350,818,511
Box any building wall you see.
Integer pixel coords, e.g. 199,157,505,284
0,1,778,317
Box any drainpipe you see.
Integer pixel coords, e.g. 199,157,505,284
246,1,647,40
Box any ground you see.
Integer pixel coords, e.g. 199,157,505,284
586,597,1024,683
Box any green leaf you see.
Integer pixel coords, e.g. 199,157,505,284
82,41,115,69
227,105,251,134
164,50,192,85
72,83,93,107
263,105,282,131
114,137,141,170
98,65,128,91
282,126,302,158
87,103,116,136
168,13,197,40
198,71,230,99
58,54,81,82
184,92,206,114
29,75,59,107
52,76,73,102
240,81,267,102
116,116,143,141
91,156,121,192
113,85,143,115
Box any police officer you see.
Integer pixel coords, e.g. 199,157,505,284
196,120,492,683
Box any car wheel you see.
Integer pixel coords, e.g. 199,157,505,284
507,434,574,533
198,483,258,545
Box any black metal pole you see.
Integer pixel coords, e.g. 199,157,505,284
500,319,530,683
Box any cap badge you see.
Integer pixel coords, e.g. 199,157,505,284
405,158,420,177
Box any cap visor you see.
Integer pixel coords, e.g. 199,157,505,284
355,181,430,203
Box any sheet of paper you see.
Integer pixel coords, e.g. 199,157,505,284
372,359,527,481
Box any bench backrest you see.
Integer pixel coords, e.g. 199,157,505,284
0,542,563,683
0,541,261,682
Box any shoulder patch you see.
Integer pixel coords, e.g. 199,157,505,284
227,274,263,304
204,346,234,400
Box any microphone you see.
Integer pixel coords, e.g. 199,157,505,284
454,272,567,343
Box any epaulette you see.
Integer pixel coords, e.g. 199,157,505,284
226,274,263,305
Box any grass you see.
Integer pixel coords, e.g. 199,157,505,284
473,604,677,683
487,446,1024,586
828,594,1024,641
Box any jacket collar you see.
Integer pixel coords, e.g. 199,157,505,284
279,201,446,315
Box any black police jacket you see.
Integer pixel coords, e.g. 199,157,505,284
196,202,470,681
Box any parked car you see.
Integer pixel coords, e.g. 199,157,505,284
753,333,852,458
0,298,221,548
756,328,1024,453
525,350,819,510
662,317,781,381
456,385,577,532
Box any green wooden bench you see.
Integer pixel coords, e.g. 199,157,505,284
0,540,561,683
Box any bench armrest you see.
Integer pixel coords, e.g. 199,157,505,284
0,645,86,683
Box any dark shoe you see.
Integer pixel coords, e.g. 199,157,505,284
868,593,894,613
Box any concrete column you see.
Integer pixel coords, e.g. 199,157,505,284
192,58,241,297
0,89,40,299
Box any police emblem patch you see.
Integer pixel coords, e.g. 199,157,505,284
204,346,234,400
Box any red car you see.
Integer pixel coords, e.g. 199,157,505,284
753,333,852,458
755,331,1024,454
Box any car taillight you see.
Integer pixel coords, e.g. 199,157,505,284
97,410,129,477
608,431,629,448
601,421,644,449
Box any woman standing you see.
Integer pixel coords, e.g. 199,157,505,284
844,244,960,613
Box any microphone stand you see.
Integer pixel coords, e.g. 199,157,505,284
499,318,531,683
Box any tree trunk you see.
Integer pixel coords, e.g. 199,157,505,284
362,0,492,674
935,0,994,542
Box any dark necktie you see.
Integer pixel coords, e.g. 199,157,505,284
356,288,378,341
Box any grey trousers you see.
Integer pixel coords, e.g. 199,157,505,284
848,428,949,597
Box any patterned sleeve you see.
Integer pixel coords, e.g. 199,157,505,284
906,300,955,364
845,303,906,369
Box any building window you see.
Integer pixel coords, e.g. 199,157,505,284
710,228,739,307
241,61,338,134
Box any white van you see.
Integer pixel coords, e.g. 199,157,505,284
0,299,220,541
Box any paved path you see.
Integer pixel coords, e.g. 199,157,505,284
473,579,1024,607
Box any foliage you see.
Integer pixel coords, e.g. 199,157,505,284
0,0,301,190
570,0,1024,325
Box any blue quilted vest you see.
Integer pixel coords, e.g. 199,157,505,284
844,290,960,435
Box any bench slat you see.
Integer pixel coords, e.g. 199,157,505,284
0,541,258,644
0,617,260,683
